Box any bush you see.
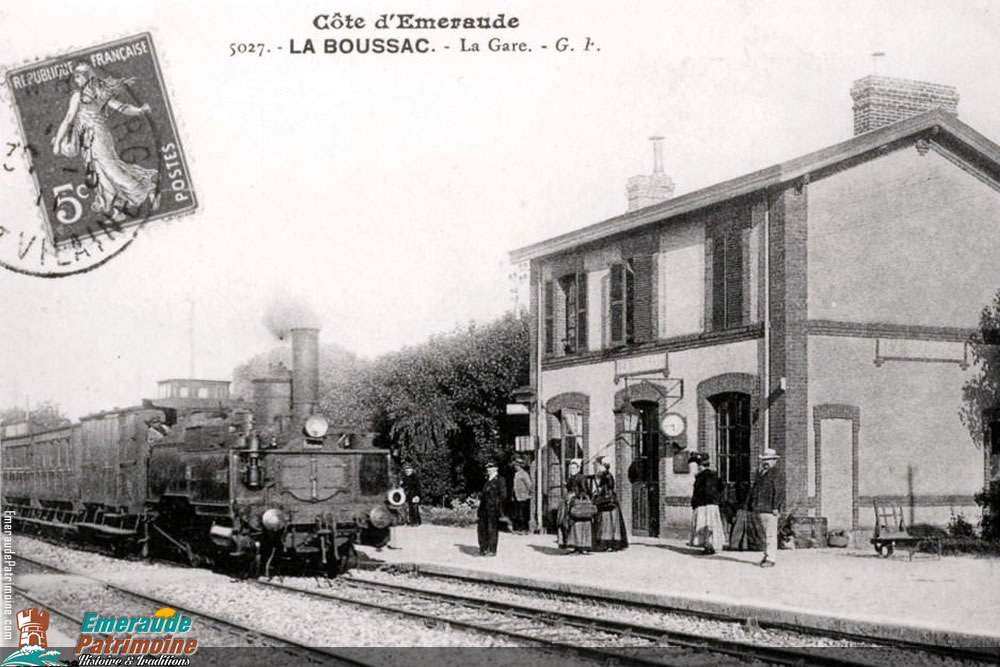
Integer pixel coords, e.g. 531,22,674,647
975,481,1000,541
422,496,480,527
948,512,977,539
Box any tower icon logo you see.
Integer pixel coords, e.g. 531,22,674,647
1,608,63,666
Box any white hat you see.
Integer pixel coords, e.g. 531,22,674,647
759,447,780,460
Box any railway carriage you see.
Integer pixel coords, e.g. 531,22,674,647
1,327,403,576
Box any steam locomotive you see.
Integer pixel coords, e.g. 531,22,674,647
1,328,404,576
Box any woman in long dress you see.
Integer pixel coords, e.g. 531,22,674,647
592,456,628,551
51,63,160,223
557,460,593,554
690,452,727,554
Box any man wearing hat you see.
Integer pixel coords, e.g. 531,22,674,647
511,458,532,534
477,461,506,556
748,448,784,567
402,464,422,526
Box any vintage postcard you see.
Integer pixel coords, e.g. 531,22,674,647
2,1,999,665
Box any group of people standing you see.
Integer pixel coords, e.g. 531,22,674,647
688,448,784,567
557,456,629,554
413,446,783,568
472,455,630,557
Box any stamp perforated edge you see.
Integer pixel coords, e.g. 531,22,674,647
0,27,201,273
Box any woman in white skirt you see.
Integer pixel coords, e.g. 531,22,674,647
690,452,727,554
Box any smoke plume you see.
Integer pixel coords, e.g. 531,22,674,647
262,290,322,340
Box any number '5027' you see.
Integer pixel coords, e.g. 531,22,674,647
53,183,89,225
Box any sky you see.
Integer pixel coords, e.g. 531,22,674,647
1,0,999,420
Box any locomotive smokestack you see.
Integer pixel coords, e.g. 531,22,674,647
290,328,319,422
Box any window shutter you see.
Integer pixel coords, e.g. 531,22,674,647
562,275,577,353
601,273,610,349
609,263,624,346
632,255,654,343
544,280,554,355
725,231,743,328
712,236,727,331
576,272,588,351
625,259,635,343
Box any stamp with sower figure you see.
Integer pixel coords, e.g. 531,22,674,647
5,33,195,248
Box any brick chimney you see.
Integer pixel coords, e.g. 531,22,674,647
626,136,674,212
850,75,959,136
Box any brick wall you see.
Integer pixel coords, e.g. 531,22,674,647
850,75,959,135
768,183,810,508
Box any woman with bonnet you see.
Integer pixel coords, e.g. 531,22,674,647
592,455,628,551
690,452,726,554
557,459,594,554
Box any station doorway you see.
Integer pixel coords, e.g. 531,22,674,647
628,401,661,537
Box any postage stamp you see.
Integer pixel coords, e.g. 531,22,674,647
4,33,196,249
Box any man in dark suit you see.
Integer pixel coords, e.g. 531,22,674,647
477,462,505,556
402,465,422,526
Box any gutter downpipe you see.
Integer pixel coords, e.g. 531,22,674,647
762,191,771,454
535,273,546,534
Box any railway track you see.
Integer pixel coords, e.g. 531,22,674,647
256,574,944,667
13,555,379,667
380,567,1000,665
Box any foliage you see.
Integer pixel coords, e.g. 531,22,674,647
422,496,481,527
975,481,1000,541
960,289,1000,450
0,400,71,433
938,539,1000,557
947,511,977,539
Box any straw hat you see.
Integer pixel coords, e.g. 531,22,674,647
759,447,780,460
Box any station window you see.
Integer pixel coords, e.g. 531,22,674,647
179,386,189,398
712,392,752,506
197,387,209,399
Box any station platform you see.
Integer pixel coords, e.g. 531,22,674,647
356,524,1000,650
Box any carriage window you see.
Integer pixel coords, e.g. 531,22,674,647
360,453,389,496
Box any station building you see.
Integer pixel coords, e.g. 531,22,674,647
510,75,1000,541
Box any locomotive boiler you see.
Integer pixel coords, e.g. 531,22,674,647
2,327,404,577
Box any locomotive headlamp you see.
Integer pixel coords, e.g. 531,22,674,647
303,414,329,439
261,508,287,532
369,505,393,529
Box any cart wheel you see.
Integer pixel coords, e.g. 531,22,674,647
878,543,894,558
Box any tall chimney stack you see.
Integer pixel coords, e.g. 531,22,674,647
626,136,674,212
850,74,959,136
290,328,319,421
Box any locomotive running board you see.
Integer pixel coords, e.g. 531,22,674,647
75,523,138,538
